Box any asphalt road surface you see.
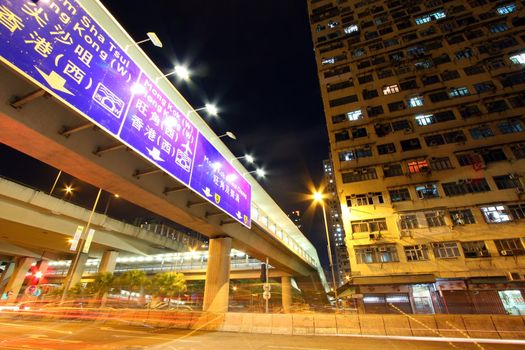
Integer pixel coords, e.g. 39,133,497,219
0,319,524,350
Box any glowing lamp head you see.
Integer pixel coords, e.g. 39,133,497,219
174,65,190,81
313,192,323,202
146,32,163,48
64,185,74,195
34,271,43,279
204,103,219,116
244,154,254,163
255,168,266,178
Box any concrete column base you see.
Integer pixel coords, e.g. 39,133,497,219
4,257,35,302
202,237,232,313
66,253,89,289
282,276,292,313
98,250,119,273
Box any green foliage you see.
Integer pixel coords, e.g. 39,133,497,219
90,272,115,298
149,271,186,299
114,270,148,294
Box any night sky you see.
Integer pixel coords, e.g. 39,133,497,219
1,1,331,266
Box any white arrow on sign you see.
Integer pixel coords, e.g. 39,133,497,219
236,211,242,219
202,187,212,197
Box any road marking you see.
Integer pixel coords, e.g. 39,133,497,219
0,321,73,334
112,334,201,342
267,346,330,350
334,333,525,346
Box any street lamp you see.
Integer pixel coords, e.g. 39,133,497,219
313,190,339,310
218,131,236,140
231,154,254,163
243,168,266,178
190,103,219,117
103,193,120,216
156,65,191,82
136,32,163,48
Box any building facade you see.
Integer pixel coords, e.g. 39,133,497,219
308,0,525,314
323,159,352,285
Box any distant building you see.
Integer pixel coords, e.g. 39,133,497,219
308,0,525,314
288,210,303,229
323,159,351,285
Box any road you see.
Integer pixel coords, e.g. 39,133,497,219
0,319,524,350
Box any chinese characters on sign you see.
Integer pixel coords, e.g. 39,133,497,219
0,0,251,227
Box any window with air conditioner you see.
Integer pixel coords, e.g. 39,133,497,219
415,183,439,199
461,241,490,258
449,209,476,225
495,238,525,256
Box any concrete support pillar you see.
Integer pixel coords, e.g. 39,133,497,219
66,253,89,288
98,250,119,273
281,276,292,313
4,257,35,303
0,262,15,293
202,237,232,313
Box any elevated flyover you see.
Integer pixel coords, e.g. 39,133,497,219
0,0,327,311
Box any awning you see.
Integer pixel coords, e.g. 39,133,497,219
352,274,436,285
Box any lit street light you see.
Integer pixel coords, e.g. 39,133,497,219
313,190,339,311
218,131,236,140
156,64,191,82
231,154,254,163
243,168,266,178
136,32,163,48
103,193,120,216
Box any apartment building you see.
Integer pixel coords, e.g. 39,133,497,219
323,159,352,285
308,0,525,314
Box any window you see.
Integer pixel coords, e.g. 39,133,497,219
449,87,470,98
389,188,411,202
367,105,384,117
425,134,445,147
329,95,359,107
388,101,406,112
462,241,490,258
450,209,476,225
508,203,525,220
429,91,449,102
469,125,494,139
430,157,452,170
400,214,418,229
392,119,412,131
383,164,403,177
474,81,496,93
344,24,359,33
464,65,485,76
363,89,379,100
415,183,439,199
400,138,421,151
405,245,429,261
493,175,520,190
443,130,466,143
342,167,378,183
480,205,511,223
346,192,384,207
455,48,473,60
335,130,350,142
490,22,509,33
510,143,525,159
352,127,368,138
459,105,482,119
415,10,446,25
355,245,399,264
497,3,517,15
408,160,429,173
383,84,400,95
358,74,373,84
415,114,435,126
347,109,364,121
480,148,508,163
432,242,461,258
494,238,525,256
351,219,388,233
441,70,460,81
442,179,491,196
377,143,396,155
497,119,524,134
408,96,424,107
510,53,525,65
425,211,446,227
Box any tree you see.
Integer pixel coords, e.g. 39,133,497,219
150,272,186,308
90,272,115,307
114,270,148,302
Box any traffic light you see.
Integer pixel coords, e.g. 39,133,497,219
260,263,267,282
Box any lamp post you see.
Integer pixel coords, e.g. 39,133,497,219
156,65,191,83
192,103,219,117
243,168,266,178
136,32,163,48
61,188,102,302
313,191,339,311
103,193,120,216
231,154,254,163
217,131,236,140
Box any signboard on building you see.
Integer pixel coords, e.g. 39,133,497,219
0,0,251,227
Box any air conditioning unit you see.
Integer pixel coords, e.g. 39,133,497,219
420,166,430,173
477,251,489,257
516,187,525,194
369,233,379,240
378,246,388,252
500,250,513,256
506,271,524,281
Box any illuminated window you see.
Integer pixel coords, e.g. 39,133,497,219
408,96,424,107
383,84,400,95
415,114,435,126
415,183,439,199
346,109,363,121
344,24,359,34
425,211,446,227
449,87,470,97
405,245,429,261
480,205,511,223
328,20,338,28
415,11,446,25
408,160,429,173
321,57,335,65
497,3,517,15
510,53,525,64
